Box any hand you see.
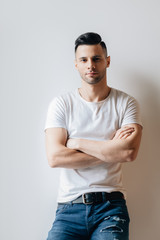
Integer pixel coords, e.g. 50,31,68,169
66,138,79,150
113,126,135,140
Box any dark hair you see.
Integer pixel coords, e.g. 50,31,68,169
75,32,107,56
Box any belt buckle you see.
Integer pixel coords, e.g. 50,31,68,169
82,193,93,205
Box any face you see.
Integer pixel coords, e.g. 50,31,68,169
75,44,110,85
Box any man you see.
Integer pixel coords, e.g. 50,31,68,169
45,32,142,240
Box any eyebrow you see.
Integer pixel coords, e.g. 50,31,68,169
78,55,102,60
93,55,102,57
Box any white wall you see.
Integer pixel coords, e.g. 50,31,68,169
1,0,160,239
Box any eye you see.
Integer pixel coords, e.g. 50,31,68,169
81,59,87,62
93,57,101,62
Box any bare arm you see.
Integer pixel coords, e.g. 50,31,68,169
67,124,142,163
45,128,103,169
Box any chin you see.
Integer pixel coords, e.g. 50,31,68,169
85,78,102,85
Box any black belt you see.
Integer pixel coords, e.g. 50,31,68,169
58,191,124,205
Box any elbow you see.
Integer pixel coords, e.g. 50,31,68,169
47,153,58,168
125,149,137,162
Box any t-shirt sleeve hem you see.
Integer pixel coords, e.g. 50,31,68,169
121,121,143,128
44,125,67,132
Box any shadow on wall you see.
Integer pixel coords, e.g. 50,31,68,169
122,74,160,239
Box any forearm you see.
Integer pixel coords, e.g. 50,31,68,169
72,138,134,163
67,124,142,163
45,128,103,169
47,145,103,169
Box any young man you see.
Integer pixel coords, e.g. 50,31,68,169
45,32,142,240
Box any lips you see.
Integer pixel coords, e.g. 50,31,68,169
86,72,98,75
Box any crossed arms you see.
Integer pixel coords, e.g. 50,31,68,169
45,124,142,169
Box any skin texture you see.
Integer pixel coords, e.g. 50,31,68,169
75,44,110,86
74,44,111,102
45,128,103,169
45,44,142,169
67,124,142,163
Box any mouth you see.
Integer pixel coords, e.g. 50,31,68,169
86,72,98,76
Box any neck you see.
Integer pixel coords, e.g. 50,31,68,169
79,79,111,102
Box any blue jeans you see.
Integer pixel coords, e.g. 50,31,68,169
47,198,130,240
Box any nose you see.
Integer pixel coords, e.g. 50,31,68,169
87,59,95,70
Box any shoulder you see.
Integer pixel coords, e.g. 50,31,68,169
111,89,143,127
111,88,133,99
111,88,138,106
49,89,78,107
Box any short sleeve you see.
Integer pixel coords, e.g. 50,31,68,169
121,96,143,127
44,97,67,131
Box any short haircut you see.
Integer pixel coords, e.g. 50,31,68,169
75,32,107,57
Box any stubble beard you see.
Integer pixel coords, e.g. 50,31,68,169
80,70,106,85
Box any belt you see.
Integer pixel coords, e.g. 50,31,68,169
58,191,124,205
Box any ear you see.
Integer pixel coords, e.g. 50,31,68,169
106,56,110,68
74,59,78,69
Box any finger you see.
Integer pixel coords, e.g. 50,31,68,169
119,129,135,139
113,127,135,140
121,126,135,131
122,128,135,134
121,128,135,137
120,132,132,139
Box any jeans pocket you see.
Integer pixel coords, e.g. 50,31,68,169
109,199,130,220
56,204,70,215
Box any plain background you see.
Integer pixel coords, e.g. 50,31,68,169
1,0,160,239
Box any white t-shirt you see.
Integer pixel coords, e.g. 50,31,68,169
45,88,142,202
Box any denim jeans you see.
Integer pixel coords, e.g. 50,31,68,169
46,198,130,240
